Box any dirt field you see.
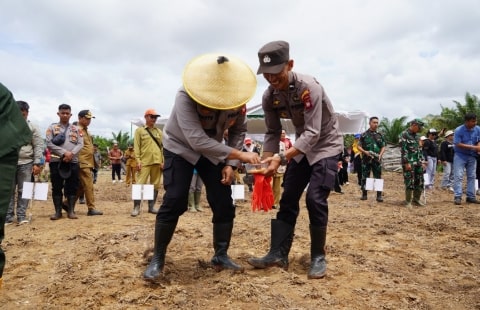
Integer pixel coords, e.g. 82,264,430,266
1,170,479,309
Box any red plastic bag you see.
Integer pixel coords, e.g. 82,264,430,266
251,174,274,212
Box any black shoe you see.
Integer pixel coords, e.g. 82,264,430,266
466,198,480,204
87,209,104,216
454,197,462,205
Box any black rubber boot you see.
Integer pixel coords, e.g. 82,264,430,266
131,200,141,217
50,195,63,220
148,190,159,214
376,191,383,202
67,195,78,219
308,225,327,279
361,190,368,200
143,221,178,281
247,219,294,270
211,222,244,273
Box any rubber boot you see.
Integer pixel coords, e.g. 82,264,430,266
143,221,178,281
131,200,141,217
67,195,78,219
50,195,63,220
376,191,383,202
188,192,196,212
148,190,159,214
413,189,425,206
405,189,413,208
308,225,327,279
361,190,368,200
211,222,244,273
247,219,294,270
194,191,203,212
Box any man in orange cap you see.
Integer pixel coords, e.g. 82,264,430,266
131,108,163,216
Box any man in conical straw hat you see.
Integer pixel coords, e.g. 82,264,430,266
143,54,261,281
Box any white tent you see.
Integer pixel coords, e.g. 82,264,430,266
130,107,368,137
246,104,368,135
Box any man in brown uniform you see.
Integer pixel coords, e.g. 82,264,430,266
131,108,164,216
124,143,137,186
76,110,103,216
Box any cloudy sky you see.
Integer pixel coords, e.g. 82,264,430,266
1,0,479,138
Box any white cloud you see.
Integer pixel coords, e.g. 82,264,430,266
1,0,479,137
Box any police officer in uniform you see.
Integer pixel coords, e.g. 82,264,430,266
357,116,386,202
76,110,103,216
46,104,84,220
143,54,261,281
247,41,344,279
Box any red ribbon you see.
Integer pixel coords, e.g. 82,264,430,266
251,174,274,212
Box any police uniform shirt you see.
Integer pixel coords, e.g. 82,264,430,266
163,87,247,167
262,72,343,164
46,122,84,163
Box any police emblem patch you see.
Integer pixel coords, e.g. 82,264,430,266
301,89,313,110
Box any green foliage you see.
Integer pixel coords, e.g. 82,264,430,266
378,116,409,145
431,92,480,131
111,130,131,150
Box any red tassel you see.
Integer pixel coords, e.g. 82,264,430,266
251,174,274,212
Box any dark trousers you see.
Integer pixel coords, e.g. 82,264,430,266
0,150,20,277
157,148,235,223
50,161,79,197
111,164,121,180
277,155,338,227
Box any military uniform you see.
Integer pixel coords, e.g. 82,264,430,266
399,127,424,205
46,119,84,219
359,129,386,200
0,83,32,284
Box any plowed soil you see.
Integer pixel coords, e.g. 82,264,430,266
1,170,479,309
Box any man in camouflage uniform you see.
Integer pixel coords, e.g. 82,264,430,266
357,116,386,202
399,118,426,207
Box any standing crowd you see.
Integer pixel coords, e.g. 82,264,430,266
1,40,480,290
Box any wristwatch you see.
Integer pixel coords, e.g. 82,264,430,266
273,153,288,166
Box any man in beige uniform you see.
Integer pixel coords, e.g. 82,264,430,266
131,108,164,216
76,110,103,216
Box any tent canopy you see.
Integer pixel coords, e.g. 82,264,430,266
130,105,368,139
246,104,368,135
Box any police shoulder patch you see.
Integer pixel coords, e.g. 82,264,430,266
301,89,313,110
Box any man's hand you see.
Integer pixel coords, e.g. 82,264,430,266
221,166,234,185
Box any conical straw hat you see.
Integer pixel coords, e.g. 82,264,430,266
183,54,257,110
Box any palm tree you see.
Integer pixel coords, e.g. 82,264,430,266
433,92,480,131
111,130,131,150
378,116,409,145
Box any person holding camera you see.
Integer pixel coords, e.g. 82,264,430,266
46,103,84,220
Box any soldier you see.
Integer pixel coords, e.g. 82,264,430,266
46,103,84,219
143,53,260,281
76,110,103,216
0,83,32,287
247,41,344,279
357,116,386,202
399,118,426,207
